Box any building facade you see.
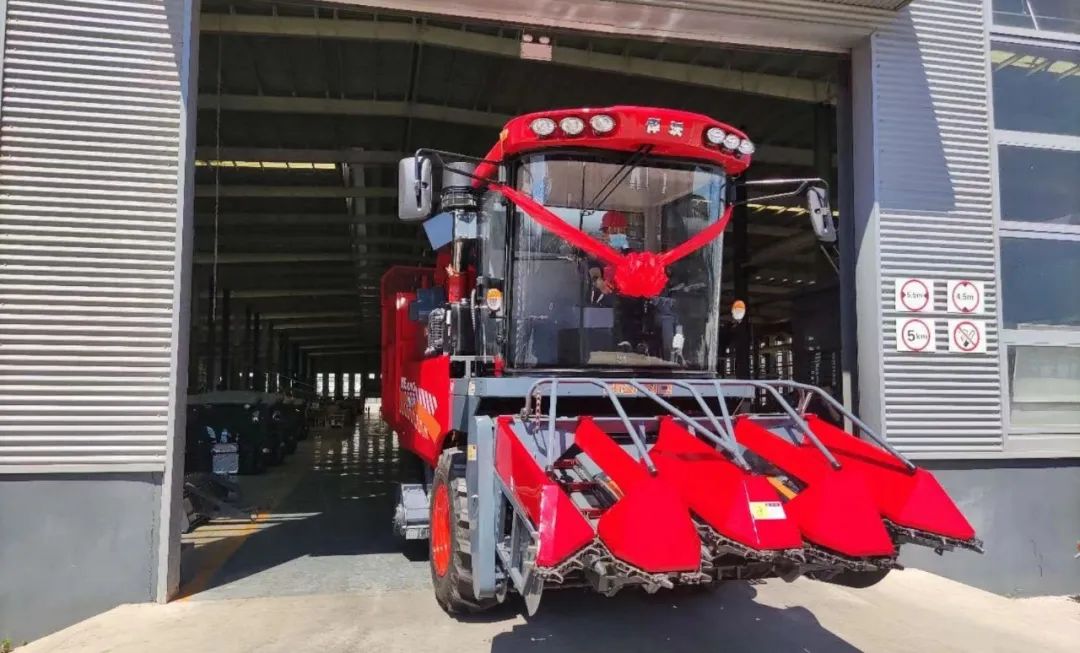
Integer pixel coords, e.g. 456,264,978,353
0,0,1077,642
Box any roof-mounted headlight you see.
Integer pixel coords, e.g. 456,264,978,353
738,139,755,156
530,117,556,137
589,114,616,134
559,116,585,136
722,133,741,150
705,127,726,146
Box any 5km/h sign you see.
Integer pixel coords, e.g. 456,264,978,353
948,319,987,353
895,278,934,313
896,318,936,352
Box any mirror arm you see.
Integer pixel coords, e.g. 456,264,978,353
731,178,829,207
731,186,807,207
743,177,829,190
414,148,503,186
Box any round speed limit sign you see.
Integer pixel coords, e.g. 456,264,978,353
896,318,937,352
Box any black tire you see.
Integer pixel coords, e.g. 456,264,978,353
266,442,286,466
285,438,298,455
239,444,265,475
430,448,498,614
813,568,891,588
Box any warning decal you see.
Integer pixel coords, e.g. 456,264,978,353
896,318,936,352
948,319,987,354
749,501,787,521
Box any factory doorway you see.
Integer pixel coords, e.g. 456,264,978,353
176,0,849,601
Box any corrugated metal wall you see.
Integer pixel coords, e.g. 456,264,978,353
870,0,1003,454
0,0,186,472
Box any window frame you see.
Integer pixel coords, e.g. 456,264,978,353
989,22,1080,456
995,139,1080,235
990,0,1080,42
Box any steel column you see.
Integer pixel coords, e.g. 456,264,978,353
732,185,751,378
252,313,263,391
205,273,216,391
219,289,230,390
243,306,252,389
835,61,859,425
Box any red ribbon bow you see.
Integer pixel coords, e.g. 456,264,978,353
490,182,733,298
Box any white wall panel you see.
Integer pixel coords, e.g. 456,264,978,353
0,0,187,471
864,0,1003,454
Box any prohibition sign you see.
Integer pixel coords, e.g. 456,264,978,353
952,320,980,352
901,318,932,352
950,281,981,313
900,279,931,312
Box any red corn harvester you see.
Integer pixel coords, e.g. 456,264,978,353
383,106,982,614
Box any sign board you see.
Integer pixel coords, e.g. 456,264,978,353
896,318,936,352
895,278,934,313
948,319,987,354
947,280,984,314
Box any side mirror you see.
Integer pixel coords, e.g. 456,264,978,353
398,156,434,222
806,186,837,243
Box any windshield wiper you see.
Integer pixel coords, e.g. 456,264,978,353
581,145,653,215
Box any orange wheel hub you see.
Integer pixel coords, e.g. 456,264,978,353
431,483,451,577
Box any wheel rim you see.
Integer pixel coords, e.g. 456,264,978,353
431,483,451,577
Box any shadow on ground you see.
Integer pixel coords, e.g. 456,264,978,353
489,582,861,653
180,415,426,597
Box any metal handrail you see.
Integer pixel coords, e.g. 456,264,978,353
524,378,657,474
751,380,916,473
521,375,921,475
624,380,750,471
690,379,843,470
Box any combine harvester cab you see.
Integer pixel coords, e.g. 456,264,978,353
381,106,981,614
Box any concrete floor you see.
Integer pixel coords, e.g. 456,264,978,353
179,409,429,600
29,406,1074,653
20,572,1080,653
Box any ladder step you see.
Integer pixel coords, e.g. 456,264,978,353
562,481,596,492
552,459,578,469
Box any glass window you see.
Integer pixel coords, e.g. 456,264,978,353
510,153,725,371
1000,238,1080,328
999,146,1080,226
479,192,507,280
993,0,1080,35
1008,345,1080,428
991,41,1080,136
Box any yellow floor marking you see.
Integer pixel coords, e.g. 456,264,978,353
177,509,269,600
177,437,319,601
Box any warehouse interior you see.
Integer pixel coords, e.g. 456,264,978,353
179,0,846,597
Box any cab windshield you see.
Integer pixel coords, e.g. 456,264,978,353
509,152,725,372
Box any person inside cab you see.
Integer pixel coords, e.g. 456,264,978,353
586,210,646,353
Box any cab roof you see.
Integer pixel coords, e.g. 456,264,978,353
474,106,753,182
